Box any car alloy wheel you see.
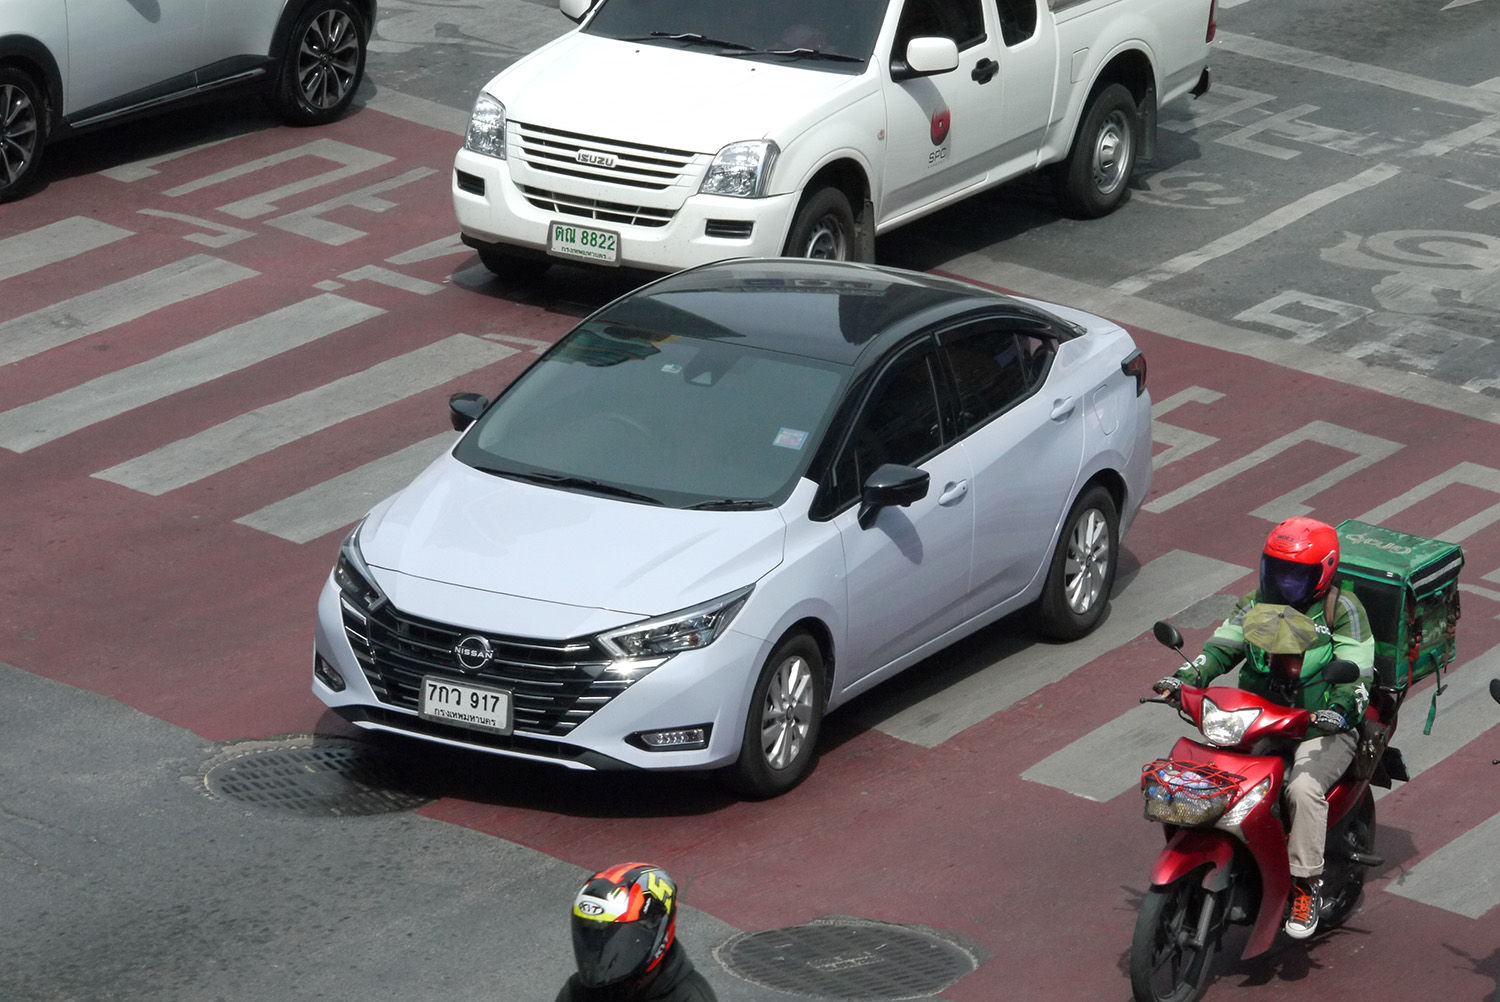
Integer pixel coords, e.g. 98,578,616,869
1064,505,1112,616
0,74,42,201
761,651,815,770
295,8,363,111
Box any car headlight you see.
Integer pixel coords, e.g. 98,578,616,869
597,586,753,662
700,140,778,197
334,522,386,617
1199,697,1260,746
464,93,507,159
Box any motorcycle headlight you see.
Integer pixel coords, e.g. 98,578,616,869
700,140,779,197
464,93,508,159
334,522,385,617
1199,697,1260,746
1217,776,1271,836
597,586,753,662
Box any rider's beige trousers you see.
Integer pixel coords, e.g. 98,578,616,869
1286,730,1359,878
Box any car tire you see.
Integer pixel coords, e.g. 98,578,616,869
476,245,551,281
0,68,46,203
1031,484,1118,641
724,632,825,799
783,187,855,261
1053,82,1138,219
272,0,369,126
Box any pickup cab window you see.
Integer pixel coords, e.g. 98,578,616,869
583,0,887,67
895,0,987,50
995,0,1039,45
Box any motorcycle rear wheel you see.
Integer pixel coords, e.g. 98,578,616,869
1321,789,1376,927
1130,876,1220,1002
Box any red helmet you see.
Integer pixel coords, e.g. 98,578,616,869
570,863,678,988
1260,517,1339,608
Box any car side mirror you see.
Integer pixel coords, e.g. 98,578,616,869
560,0,594,22
857,463,929,529
449,392,489,431
891,36,960,81
1322,659,1361,686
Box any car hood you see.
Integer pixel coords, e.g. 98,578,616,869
491,33,864,151
359,453,786,621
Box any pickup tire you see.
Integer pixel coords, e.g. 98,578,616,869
476,245,551,281
1054,83,1138,219
784,187,856,261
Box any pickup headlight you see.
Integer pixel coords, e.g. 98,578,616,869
700,141,779,197
464,93,508,159
1199,697,1261,746
597,586,753,661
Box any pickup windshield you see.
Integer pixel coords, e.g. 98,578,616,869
584,0,888,69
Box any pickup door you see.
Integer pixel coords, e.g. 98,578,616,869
880,0,1056,223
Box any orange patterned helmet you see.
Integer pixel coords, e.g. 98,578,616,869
570,863,678,988
1260,517,1340,608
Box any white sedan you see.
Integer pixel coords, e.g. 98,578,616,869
313,258,1152,796
0,0,374,201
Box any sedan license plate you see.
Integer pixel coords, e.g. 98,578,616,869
419,676,512,735
547,220,619,265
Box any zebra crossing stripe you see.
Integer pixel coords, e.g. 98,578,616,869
870,549,1248,749
93,335,517,496
1376,643,1500,799
0,295,384,453
0,256,257,367
235,433,458,544
0,217,133,283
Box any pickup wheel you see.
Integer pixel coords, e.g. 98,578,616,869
784,187,855,261
476,245,551,281
1054,83,1138,219
0,68,45,203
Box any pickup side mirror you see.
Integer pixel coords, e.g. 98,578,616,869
449,392,489,431
560,0,593,23
891,36,960,81
857,463,929,529
1322,659,1362,686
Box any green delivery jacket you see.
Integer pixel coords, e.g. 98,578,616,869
1174,588,1376,721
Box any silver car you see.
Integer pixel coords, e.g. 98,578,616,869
313,258,1153,797
0,0,375,201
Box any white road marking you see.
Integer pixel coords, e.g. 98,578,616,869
0,296,384,453
0,256,257,367
162,138,394,218
236,433,458,543
1376,645,1500,801
1151,387,1226,470
1358,461,1500,542
339,265,445,295
0,217,133,282
136,209,254,248
93,335,517,496
1386,812,1500,918
870,550,1248,748
386,235,470,265
1112,164,1400,295
267,168,438,246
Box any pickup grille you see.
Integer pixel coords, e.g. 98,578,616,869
521,185,675,228
341,598,631,737
511,121,697,191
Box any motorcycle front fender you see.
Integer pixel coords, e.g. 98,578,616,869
1149,828,1235,890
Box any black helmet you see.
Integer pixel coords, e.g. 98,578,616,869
571,863,678,988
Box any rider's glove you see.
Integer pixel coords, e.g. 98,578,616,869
1311,708,1347,732
1152,676,1183,696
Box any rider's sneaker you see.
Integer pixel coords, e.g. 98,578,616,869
1285,878,1320,939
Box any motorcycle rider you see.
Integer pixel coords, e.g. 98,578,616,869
557,862,718,1002
1154,516,1375,940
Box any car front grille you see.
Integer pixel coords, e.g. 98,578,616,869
511,121,697,191
341,598,631,737
521,185,675,228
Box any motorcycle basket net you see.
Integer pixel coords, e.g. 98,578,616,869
1140,759,1245,827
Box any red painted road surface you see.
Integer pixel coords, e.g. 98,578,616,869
3,106,1499,1001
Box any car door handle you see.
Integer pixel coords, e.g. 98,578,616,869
1050,396,1076,421
939,480,969,505
971,58,998,84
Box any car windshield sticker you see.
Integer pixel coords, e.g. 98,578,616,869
774,428,808,450
661,363,682,374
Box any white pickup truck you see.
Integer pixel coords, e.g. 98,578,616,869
452,0,1214,276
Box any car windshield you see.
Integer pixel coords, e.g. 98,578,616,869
582,0,889,68
454,318,847,509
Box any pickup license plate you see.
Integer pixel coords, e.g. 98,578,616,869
419,676,512,735
547,220,619,265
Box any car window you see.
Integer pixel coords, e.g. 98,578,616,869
827,344,945,508
994,0,1038,45
940,321,1054,431
895,0,987,51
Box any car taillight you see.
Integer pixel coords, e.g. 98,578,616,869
1121,349,1147,396
1207,0,1217,42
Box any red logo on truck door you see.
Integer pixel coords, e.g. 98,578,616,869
930,107,951,145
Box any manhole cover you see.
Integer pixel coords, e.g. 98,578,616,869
200,735,434,817
716,917,978,1000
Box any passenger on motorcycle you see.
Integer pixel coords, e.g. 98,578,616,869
1153,516,1375,940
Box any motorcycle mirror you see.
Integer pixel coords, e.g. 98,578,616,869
1152,620,1184,651
1490,677,1500,706
1322,659,1361,685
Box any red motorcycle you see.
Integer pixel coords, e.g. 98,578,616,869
1129,620,1408,1002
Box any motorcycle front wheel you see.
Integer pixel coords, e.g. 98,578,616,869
1130,876,1220,1002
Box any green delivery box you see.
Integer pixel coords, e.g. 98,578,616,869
1335,519,1464,690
